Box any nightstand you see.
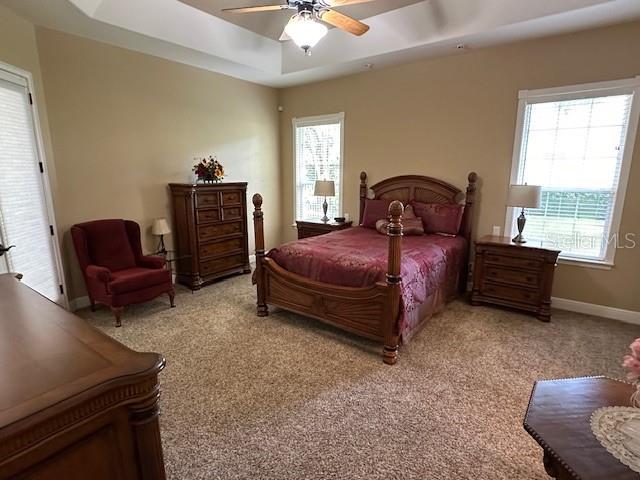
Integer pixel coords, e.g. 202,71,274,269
296,219,353,239
470,235,560,321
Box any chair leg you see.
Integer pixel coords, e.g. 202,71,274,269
168,290,176,308
111,306,124,327
89,298,97,312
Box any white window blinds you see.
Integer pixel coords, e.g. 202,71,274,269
293,113,344,221
510,78,640,264
0,73,62,303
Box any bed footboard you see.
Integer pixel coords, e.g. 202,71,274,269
251,194,404,365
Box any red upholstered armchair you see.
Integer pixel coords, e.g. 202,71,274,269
71,219,175,326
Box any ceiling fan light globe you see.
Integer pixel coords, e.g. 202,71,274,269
284,12,328,52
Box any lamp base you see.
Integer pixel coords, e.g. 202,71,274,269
321,197,329,223
512,208,527,244
512,233,527,244
156,235,167,255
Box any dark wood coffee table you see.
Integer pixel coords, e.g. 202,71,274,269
524,376,638,480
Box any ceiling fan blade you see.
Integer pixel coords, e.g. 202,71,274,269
319,9,369,36
222,4,289,13
323,0,377,6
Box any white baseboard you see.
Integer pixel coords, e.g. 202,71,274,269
552,297,640,325
69,295,91,312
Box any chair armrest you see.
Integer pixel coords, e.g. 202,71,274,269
86,265,112,283
139,255,166,269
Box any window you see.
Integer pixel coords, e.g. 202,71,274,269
293,113,344,221
507,77,640,265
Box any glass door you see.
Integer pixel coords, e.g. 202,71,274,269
0,66,65,305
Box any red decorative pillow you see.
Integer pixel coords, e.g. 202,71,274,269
412,201,464,235
362,199,392,228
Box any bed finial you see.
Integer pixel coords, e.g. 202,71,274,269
252,193,263,211
467,171,478,190
388,200,404,222
359,172,368,225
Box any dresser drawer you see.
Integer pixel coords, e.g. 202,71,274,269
198,222,243,242
200,254,244,276
222,206,243,221
199,238,243,259
481,282,540,305
485,266,539,288
483,252,542,271
221,191,242,206
196,193,219,208
196,208,220,224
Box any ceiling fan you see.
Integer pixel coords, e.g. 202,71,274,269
222,0,376,55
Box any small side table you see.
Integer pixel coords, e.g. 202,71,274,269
161,250,191,282
471,235,560,321
296,219,352,240
524,376,637,480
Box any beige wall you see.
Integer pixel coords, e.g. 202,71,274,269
35,28,281,301
278,21,640,312
0,6,57,200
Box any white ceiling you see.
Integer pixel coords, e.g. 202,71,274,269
3,0,640,88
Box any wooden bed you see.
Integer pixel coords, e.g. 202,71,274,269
252,171,478,364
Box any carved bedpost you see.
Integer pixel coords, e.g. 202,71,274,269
252,194,268,317
383,200,403,365
459,172,478,293
359,171,367,225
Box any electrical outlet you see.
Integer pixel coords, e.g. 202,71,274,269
492,226,501,237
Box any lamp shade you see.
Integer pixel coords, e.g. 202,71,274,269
151,218,171,236
284,12,328,51
314,180,335,197
506,184,542,208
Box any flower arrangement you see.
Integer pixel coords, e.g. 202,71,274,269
622,338,640,407
193,155,224,183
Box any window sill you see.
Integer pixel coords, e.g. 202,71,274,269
558,257,613,270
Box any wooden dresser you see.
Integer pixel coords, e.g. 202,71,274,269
169,183,250,290
0,274,166,480
296,219,353,239
471,235,560,321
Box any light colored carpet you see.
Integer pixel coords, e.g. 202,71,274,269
79,274,637,480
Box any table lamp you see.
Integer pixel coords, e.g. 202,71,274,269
152,217,171,254
507,184,541,244
314,180,335,223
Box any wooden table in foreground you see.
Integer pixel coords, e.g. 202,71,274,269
0,274,167,479
524,376,638,480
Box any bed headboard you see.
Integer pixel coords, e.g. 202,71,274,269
359,171,478,244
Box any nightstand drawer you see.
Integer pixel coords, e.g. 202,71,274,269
222,206,243,221
200,254,244,277
484,252,542,271
198,221,243,242
481,282,540,305
485,266,540,287
221,191,242,205
196,208,220,224
196,193,219,208
199,237,243,260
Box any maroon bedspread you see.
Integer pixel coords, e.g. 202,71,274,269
267,227,467,340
